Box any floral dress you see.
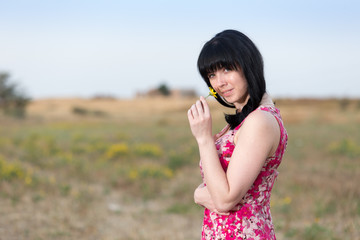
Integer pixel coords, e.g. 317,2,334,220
199,106,288,240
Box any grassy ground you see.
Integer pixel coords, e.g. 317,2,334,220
0,97,359,239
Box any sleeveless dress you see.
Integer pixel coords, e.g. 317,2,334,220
199,105,288,240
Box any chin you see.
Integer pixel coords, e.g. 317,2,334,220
223,97,235,104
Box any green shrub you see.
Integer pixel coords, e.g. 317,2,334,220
0,155,31,185
0,72,30,118
134,143,163,157
105,143,130,160
328,138,360,158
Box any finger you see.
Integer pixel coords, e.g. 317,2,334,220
200,96,210,116
195,100,204,114
188,104,196,118
187,108,193,120
190,104,199,118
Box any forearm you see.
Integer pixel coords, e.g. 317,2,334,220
194,184,237,214
198,137,237,212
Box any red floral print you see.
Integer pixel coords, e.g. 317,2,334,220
199,106,288,239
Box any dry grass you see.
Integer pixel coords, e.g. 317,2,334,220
0,96,359,240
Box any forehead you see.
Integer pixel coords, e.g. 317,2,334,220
205,61,237,73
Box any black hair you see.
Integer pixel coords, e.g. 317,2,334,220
197,30,266,129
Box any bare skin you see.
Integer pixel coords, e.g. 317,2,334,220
188,68,280,214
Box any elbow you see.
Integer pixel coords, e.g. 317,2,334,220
213,200,237,213
213,192,244,213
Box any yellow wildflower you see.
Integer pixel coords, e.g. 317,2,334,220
128,169,138,180
105,143,129,160
282,196,292,205
206,87,218,99
25,175,32,185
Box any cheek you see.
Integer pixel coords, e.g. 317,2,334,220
209,82,218,91
213,85,221,93
236,78,248,91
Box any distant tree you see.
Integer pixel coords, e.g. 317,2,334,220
157,83,171,96
0,72,31,118
339,98,350,111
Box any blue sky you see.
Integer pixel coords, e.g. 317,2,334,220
0,0,359,99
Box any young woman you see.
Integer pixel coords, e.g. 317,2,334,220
187,30,288,239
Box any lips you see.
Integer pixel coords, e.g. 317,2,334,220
221,89,233,97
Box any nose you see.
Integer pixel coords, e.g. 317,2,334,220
217,72,227,87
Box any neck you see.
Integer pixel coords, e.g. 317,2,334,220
234,94,250,112
235,93,273,113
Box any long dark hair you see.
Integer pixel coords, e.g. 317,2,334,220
197,30,266,129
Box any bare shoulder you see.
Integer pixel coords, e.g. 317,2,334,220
234,109,280,146
243,108,279,129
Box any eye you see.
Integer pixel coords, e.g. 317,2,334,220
208,73,215,79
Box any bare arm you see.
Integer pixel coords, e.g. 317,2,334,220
188,97,279,213
194,183,240,214
194,184,214,209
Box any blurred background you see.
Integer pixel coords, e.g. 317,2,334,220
1,0,359,99
0,0,359,239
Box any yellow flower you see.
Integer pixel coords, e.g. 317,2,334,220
128,169,138,180
105,143,129,160
206,87,218,99
282,196,292,205
25,175,32,185
134,143,163,157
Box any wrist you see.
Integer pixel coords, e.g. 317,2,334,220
196,135,214,146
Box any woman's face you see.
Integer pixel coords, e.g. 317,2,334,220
208,67,249,110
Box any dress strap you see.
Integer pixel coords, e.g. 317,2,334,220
214,124,230,141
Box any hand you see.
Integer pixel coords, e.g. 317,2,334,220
194,184,229,215
187,96,213,143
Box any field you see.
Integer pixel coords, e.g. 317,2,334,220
0,97,359,240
